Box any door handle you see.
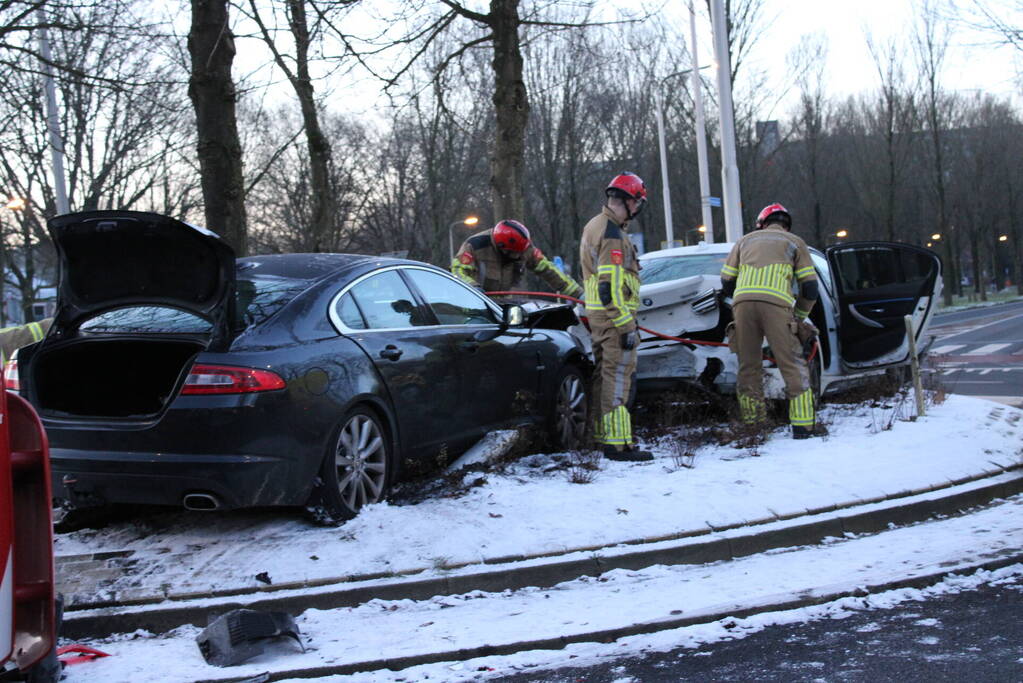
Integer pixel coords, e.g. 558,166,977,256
460,340,479,352
379,345,403,361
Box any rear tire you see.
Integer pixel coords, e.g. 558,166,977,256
548,364,589,450
304,407,392,526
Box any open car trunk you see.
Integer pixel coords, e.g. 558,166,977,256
29,338,203,419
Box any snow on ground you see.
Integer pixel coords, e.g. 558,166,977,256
59,495,1023,682
55,394,1023,604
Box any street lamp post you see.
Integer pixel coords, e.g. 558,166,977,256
449,216,479,261
654,65,711,249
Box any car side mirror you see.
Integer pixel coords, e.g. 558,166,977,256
502,304,525,327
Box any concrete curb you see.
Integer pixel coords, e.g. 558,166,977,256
61,470,1023,641
192,550,1023,683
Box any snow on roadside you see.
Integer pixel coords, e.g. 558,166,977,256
55,394,1022,603
59,495,1023,682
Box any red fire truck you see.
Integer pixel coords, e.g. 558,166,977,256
0,378,58,682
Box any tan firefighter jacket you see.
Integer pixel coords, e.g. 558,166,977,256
451,229,582,298
580,207,641,329
720,224,818,319
0,318,52,365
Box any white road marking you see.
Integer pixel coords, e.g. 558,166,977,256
930,344,966,354
963,343,1011,355
979,369,992,375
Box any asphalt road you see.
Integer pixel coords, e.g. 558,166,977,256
495,572,1023,682
927,300,1023,407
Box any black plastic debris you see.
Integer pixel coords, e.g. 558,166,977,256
196,609,304,667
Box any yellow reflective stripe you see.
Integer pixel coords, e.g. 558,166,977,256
794,307,810,319
795,266,815,280
28,322,43,341
721,265,739,277
598,406,631,445
734,287,795,304
789,388,815,426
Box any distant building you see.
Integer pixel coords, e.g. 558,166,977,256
2,282,56,326
756,120,781,157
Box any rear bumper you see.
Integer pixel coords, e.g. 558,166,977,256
50,449,301,509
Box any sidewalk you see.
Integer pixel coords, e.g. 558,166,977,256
54,394,1023,611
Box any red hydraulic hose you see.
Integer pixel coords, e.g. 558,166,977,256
486,289,821,365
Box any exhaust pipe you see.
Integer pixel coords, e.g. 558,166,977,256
183,493,221,511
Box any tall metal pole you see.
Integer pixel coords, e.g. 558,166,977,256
36,12,69,215
690,2,714,243
654,92,674,247
709,0,743,242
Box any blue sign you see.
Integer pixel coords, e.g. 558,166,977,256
708,196,722,207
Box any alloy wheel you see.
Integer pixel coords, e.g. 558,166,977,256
334,413,387,511
555,371,587,447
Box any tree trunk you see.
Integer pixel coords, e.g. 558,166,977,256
489,0,528,221
188,0,248,256
286,0,333,252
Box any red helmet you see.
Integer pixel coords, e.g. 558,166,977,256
606,172,647,201
492,219,531,254
756,202,791,230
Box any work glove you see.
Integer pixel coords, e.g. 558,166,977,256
795,319,818,345
621,329,638,351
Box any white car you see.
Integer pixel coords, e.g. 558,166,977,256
635,240,943,402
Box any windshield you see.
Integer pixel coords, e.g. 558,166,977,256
80,264,315,333
640,253,728,285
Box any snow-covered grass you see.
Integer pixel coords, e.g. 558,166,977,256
936,290,1022,313
61,496,1023,682
54,394,1023,608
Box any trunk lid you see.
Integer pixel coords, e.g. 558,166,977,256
47,211,236,351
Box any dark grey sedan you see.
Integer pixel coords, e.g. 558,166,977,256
10,211,591,524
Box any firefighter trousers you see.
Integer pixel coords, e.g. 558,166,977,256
733,301,814,428
590,317,637,448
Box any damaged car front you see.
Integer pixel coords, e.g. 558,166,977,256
635,240,942,402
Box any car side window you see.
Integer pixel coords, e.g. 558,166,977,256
336,293,367,330
810,252,833,299
403,269,498,326
346,270,433,329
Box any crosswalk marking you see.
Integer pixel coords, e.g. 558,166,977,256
963,343,1011,355
930,344,966,354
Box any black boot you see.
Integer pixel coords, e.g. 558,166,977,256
792,425,815,440
603,445,654,462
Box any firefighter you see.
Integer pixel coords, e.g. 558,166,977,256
720,203,819,439
579,172,652,462
0,317,51,366
451,219,582,299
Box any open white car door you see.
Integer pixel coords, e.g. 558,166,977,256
826,242,942,369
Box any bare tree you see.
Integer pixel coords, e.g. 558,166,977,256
245,0,340,252
188,0,248,255
915,1,959,305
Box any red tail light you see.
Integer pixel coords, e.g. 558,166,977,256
181,364,286,395
579,315,591,332
4,353,19,392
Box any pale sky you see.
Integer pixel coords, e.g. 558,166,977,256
686,0,1022,114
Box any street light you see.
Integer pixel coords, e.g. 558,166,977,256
449,215,479,261
654,63,712,248
999,235,1008,242
836,229,848,239
931,233,941,241
684,225,707,246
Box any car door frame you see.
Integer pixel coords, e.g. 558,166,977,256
825,241,942,370
398,266,545,436
328,266,475,462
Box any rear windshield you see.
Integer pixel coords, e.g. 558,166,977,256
80,265,314,333
640,253,728,285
